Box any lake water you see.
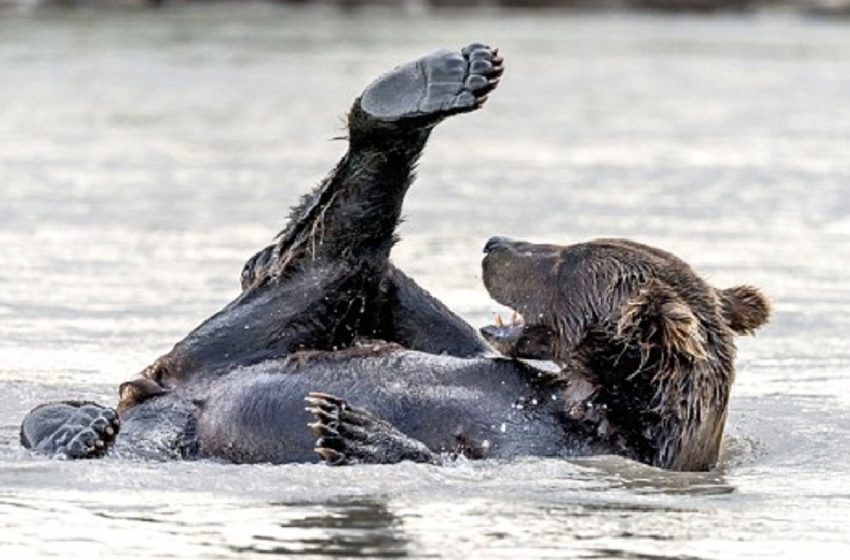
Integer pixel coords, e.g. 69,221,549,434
1,4,850,558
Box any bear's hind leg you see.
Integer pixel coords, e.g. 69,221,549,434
241,44,505,289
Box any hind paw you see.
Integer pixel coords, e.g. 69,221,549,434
21,401,120,459
359,43,504,123
305,392,438,466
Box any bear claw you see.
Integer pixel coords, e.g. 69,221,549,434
305,391,439,466
314,447,345,466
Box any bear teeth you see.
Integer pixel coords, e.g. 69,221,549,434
510,310,524,326
493,311,525,328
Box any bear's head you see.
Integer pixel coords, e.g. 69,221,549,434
480,236,770,471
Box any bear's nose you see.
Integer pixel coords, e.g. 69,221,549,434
483,236,515,254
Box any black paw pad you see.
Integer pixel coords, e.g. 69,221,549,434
360,43,505,123
60,406,120,459
22,401,121,460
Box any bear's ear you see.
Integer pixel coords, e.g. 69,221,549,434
720,286,771,335
618,281,708,362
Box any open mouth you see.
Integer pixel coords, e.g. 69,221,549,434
479,309,557,361
480,235,564,361
480,310,526,347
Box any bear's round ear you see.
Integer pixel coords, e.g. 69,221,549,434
720,286,771,335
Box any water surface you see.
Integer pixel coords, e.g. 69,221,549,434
1,5,849,558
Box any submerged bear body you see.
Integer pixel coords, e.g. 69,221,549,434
159,352,570,464
109,346,630,465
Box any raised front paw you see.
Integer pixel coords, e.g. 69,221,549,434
21,401,120,459
305,392,438,466
359,43,504,123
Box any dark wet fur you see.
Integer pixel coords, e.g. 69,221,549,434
191,353,572,465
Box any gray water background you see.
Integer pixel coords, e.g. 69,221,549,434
1,4,849,558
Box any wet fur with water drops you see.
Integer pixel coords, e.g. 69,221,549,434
19,44,769,471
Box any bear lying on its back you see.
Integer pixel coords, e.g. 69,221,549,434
263,236,771,471
481,237,770,471
18,43,770,472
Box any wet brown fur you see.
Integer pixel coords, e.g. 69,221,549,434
281,340,407,370
482,237,770,471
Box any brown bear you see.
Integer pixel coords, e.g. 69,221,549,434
19,43,769,473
